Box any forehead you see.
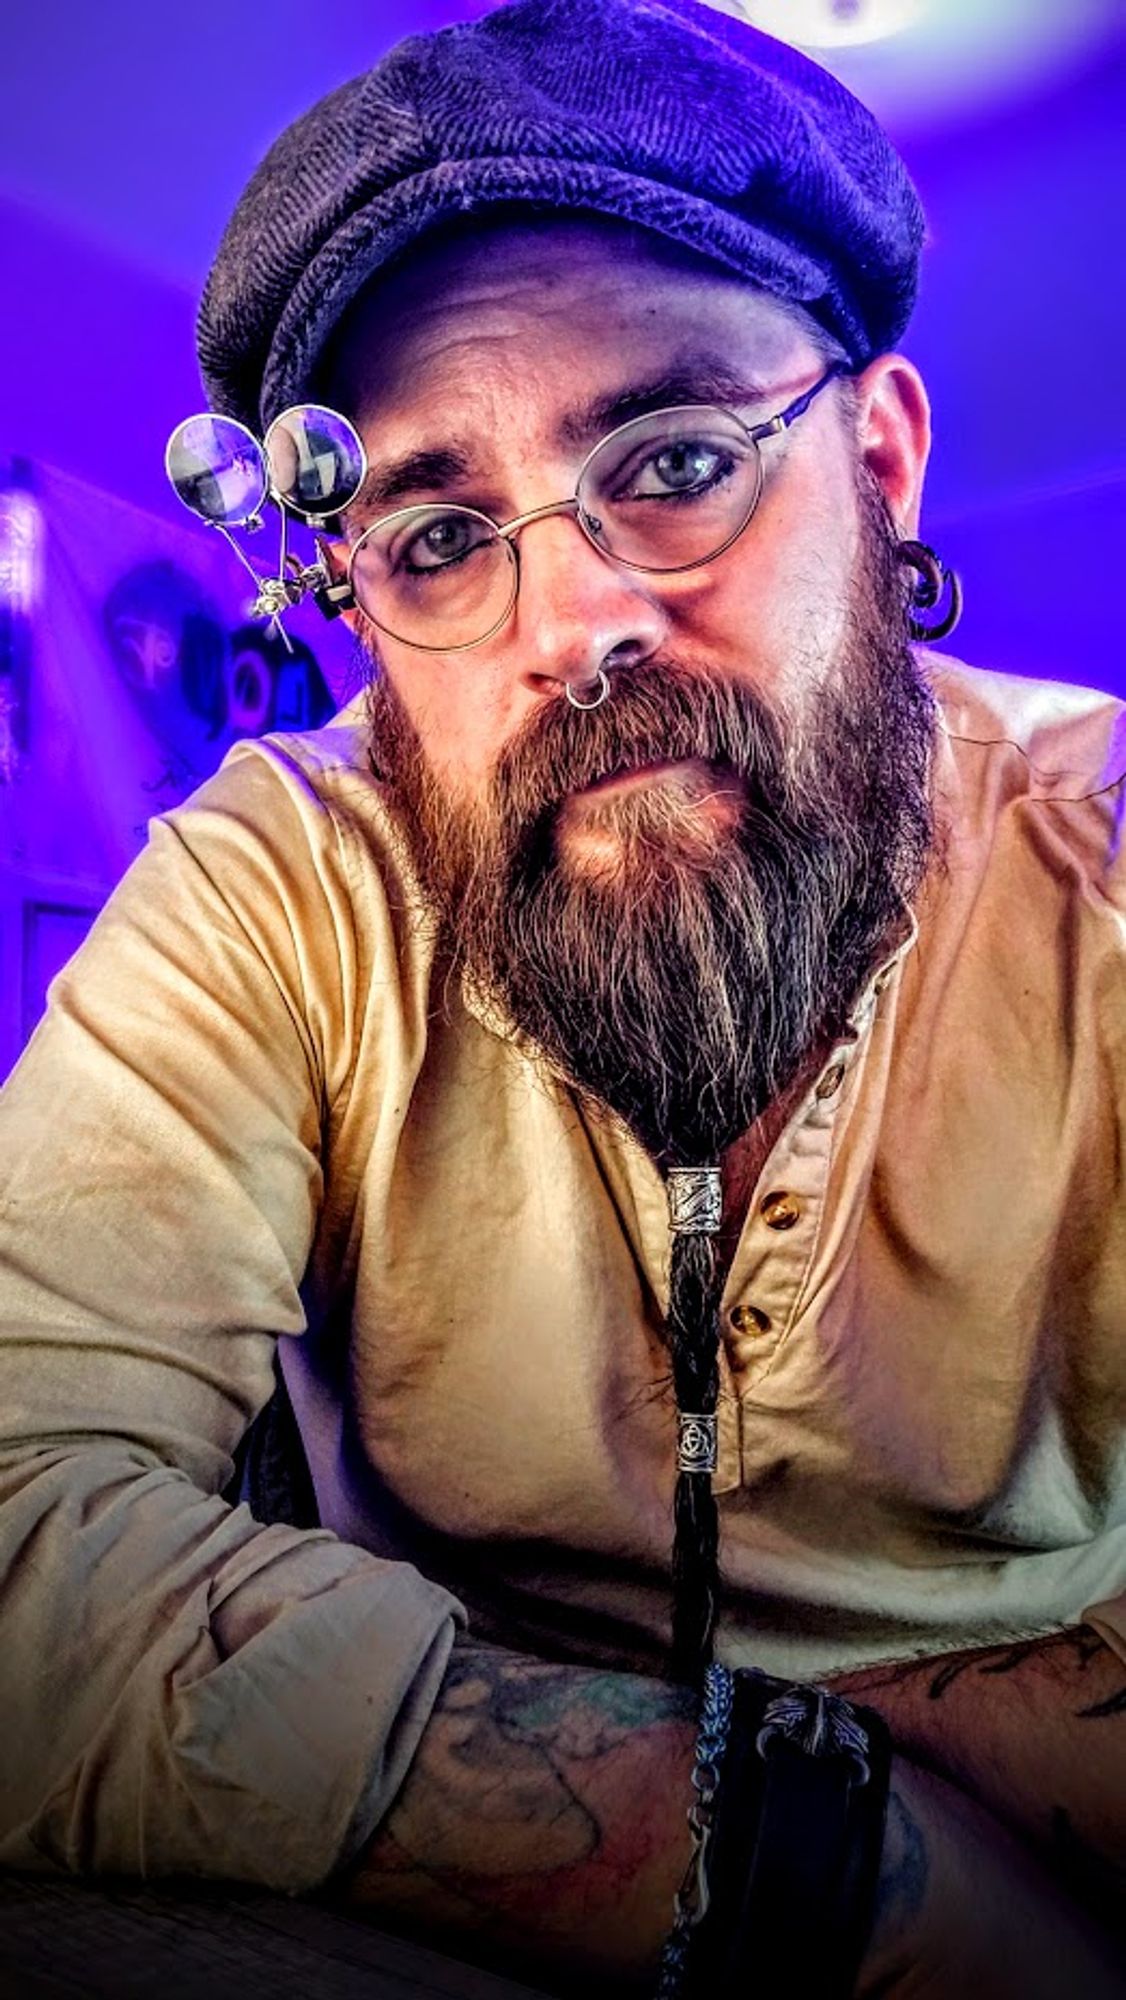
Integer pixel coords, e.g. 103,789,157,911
319,218,819,434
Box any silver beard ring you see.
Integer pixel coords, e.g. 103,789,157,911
565,667,611,710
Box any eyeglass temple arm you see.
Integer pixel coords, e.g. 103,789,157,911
748,361,851,442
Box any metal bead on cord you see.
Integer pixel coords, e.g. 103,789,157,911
666,1166,725,1686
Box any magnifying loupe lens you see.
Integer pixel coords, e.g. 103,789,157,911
264,404,366,519
166,416,268,526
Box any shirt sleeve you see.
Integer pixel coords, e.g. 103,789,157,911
0,742,463,1889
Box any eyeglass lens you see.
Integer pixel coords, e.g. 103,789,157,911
349,405,764,649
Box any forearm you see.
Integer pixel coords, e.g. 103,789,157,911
340,1640,698,1989
830,1623,1126,1924
340,1637,1125,1998
862,1757,1125,2000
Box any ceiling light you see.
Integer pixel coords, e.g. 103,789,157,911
706,0,928,48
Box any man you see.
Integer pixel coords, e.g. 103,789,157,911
0,0,1123,1992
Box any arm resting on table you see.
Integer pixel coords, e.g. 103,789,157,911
0,746,461,1885
829,1612,1126,1928
339,1639,1125,1997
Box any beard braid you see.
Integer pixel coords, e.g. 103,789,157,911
363,473,937,1682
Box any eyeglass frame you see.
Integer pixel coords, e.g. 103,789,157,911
336,361,850,654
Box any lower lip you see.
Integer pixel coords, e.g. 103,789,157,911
578,758,703,799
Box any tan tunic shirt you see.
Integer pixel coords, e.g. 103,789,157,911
1,653,1124,1888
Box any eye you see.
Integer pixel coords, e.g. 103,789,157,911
617,440,735,501
395,512,491,574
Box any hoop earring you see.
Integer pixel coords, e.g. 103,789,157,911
566,668,610,710
897,539,964,643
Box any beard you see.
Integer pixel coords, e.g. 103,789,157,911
363,477,936,1168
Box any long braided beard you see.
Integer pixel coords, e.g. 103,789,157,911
364,480,936,1683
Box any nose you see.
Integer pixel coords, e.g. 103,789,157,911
508,506,668,699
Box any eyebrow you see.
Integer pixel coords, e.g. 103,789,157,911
349,446,476,515
347,350,781,516
560,352,779,447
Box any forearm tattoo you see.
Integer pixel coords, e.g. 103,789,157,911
920,1626,1116,1706
359,1642,696,1943
847,1623,1126,1723
837,1622,1126,1922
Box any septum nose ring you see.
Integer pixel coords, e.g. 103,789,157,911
565,668,610,711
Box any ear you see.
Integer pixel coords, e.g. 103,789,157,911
851,352,931,539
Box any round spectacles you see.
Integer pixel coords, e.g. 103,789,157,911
347,367,845,653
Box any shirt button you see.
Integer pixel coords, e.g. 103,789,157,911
815,1061,846,1101
730,1303,772,1335
760,1190,802,1230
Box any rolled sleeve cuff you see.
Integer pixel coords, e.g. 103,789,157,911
1,1521,464,1894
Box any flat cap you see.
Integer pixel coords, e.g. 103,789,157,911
198,0,925,433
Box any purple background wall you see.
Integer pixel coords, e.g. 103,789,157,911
2,0,1125,691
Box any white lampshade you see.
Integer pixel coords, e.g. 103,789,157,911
703,0,927,48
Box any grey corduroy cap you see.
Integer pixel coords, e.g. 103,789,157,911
198,0,925,433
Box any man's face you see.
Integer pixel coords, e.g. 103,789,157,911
329,219,916,797
324,219,936,1161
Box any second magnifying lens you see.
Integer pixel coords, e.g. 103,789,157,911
263,405,367,522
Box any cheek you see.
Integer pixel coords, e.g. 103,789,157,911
672,462,860,706
377,644,518,792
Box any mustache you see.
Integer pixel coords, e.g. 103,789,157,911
487,657,794,842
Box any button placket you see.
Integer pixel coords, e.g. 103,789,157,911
720,1019,874,1390
713,1342,742,1494
722,1117,831,1383
721,928,916,1419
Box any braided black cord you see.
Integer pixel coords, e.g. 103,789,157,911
666,1226,724,1684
